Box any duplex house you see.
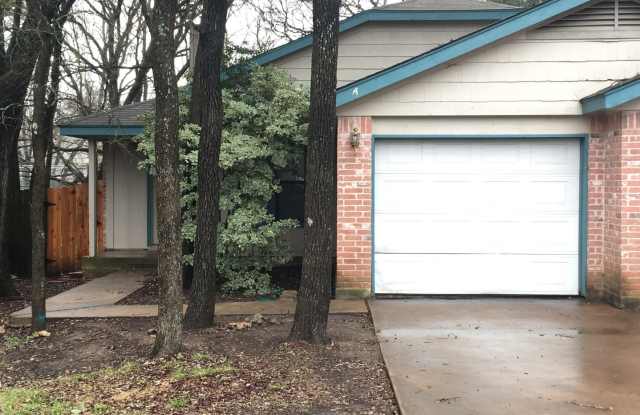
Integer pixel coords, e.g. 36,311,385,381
60,0,640,308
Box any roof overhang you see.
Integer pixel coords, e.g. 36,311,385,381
581,77,640,114
59,125,144,139
251,8,521,67
336,0,595,108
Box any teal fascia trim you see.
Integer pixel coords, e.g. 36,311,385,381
337,0,591,107
581,78,640,114
370,134,589,297
146,172,155,248
60,125,144,139
250,9,520,67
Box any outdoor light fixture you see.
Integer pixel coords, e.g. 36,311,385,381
350,127,361,148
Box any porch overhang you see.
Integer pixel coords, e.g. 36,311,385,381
59,125,144,139
581,76,640,114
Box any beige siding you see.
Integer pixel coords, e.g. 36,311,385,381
372,116,590,135
338,35,640,116
620,97,640,110
103,142,149,250
272,21,487,87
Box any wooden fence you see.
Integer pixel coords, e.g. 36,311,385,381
46,181,104,275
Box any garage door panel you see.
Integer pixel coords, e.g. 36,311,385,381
376,175,578,214
375,214,578,255
374,254,579,295
374,139,581,295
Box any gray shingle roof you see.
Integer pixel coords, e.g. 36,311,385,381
378,0,518,10
58,99,154,127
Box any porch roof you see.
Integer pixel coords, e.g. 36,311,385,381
580,76,640,114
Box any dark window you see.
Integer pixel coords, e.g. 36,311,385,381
269,180,305,223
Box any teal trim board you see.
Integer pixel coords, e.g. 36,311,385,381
336,0,593,108
370,134,589,296
60,125,144,138
581,77,640,114
250,8,519,67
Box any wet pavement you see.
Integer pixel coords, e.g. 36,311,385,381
369,299,640,415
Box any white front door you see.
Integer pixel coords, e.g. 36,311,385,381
374,139,581,295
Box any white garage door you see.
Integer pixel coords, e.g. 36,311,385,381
374,139,580,295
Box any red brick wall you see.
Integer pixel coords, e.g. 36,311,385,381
336,116,372,297
589,111,640,309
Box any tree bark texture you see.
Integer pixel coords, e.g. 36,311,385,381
0,0,41,297
30,30,55,331
290,0,340,343
30,0,75,330
184,0,229,329
144,0,184,356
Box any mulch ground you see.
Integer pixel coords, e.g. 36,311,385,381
0,294,398,414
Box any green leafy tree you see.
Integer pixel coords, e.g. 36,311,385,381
137,66,308,295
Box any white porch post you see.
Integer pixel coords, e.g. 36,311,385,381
88,139,97,257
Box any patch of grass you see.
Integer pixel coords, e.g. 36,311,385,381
2,334,33,351
171,363,235,381
191,352,211,362
101,360,140,377
0,387,83,415
91,403,112,414
167,396,189,410
61,371,99,385
269,382,287,391
61,361,140,385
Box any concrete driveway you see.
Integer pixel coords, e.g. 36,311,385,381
369,299,640,415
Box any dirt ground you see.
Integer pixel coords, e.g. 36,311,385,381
0,305,398,414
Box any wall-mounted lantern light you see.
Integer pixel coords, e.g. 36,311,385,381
350,127,361,148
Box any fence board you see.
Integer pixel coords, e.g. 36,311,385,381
46,181,104,275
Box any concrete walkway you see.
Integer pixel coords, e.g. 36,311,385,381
369,298,640,415
10,272,367,326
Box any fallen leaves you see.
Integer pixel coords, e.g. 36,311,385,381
227,313,283,330
0,315,398,414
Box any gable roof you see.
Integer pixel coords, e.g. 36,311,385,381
60,2,521,138
379,0,517,11
336,0,595,107
250,2,520,68
581,75,640,114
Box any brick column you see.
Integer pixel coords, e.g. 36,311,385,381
336,116,372,298
589,110,640,309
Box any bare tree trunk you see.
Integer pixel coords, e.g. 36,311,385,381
290,0,340,344
0,115,21,297
29,0,76,331
30,17,55,332
0,0,41,297
184,0,229,329
143,0,183,357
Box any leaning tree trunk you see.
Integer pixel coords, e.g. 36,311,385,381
184,0,229,329
144,0,184,356
290,0,340,344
